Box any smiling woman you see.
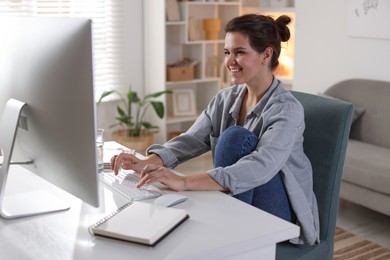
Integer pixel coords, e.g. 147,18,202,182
111,13,320,246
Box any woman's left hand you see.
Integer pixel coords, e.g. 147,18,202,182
137,165,186,192
110,152,144,175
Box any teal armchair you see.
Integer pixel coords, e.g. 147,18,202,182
276,91,353,259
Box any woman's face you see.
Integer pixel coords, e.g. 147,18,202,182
224,31,268,86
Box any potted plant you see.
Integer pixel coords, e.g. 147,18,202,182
97,88,171,153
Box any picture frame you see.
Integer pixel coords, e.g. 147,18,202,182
346,0,390,39
172,88,197,116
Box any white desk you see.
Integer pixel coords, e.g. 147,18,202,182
0,145,299,260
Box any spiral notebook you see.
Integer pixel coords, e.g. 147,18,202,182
89,202,189,246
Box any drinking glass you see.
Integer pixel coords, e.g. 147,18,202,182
96,129,104,173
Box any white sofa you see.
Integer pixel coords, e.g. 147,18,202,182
324,79,390,216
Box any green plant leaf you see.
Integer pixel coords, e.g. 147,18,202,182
117,106,126,117
142,121,155,128
144,90,172,99
151,101,164,118
97,90,115,104
116,115,131,125
142,122,159,133
99,87,170,135
128,90,141,103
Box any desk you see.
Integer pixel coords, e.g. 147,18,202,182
0,144,299,260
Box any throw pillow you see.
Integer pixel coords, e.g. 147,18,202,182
351,104,365,123
318,93,365,124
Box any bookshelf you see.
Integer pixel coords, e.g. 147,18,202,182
144,0,240,144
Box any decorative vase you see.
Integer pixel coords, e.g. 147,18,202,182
111,129,154,154
202,19,221,40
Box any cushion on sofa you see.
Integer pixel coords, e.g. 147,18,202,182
351,105,365,123
318,93,365,124
342,139,390,196
324,79,390,149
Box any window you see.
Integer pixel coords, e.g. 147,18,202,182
0,0,124,94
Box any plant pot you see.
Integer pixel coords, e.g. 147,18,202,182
111,129,154,154
203,19,221,40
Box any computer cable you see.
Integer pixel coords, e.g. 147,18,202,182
0,160,34,166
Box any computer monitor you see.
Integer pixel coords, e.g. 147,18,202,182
0,16,100,218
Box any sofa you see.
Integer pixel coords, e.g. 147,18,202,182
324,78,390,216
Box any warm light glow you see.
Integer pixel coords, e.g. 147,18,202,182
277,11,295,80
275,47,294,78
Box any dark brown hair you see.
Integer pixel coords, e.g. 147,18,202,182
225,14,291,70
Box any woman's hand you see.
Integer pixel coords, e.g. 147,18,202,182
137,165,186,192
110,152,164,175
111,152,225,193
110,152,144,175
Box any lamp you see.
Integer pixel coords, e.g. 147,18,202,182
275,47,294,78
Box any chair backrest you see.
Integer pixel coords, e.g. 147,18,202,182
291,91,353,242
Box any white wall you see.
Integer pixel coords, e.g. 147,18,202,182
97,0,144,140
123,0,144,95
293,0,390,94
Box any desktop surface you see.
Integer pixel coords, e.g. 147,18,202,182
0,143,299,259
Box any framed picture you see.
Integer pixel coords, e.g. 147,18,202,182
346,0,390,39
172,88,197,116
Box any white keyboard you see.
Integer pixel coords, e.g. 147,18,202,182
99,170,164,201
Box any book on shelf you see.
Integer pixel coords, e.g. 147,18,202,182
188,16,198,41
166,0,181,22
89,202,189,246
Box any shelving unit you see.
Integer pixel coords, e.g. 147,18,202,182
144,0,240,144
144,0,295,144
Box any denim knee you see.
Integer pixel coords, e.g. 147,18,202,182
214,126,258,168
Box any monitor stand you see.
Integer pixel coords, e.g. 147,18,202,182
0,98,69,219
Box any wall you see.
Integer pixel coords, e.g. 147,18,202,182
293,0,390,94
97,0,144,140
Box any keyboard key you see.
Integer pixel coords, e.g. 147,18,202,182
99,171,164,201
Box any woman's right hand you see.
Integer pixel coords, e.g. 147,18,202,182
137,164,186,191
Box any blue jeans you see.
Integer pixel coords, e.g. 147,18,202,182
214,126,295,223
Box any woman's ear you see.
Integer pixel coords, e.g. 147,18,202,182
261,47,273,65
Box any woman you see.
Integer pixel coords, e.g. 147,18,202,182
111,14,319,245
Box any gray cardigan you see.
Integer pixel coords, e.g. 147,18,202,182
148,78,320,245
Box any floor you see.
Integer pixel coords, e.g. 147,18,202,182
175,152,390,249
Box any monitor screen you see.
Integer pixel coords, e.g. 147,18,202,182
0,16,100,218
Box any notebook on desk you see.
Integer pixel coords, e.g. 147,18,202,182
90,202,189,246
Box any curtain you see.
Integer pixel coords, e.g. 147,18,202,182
0,0,125,94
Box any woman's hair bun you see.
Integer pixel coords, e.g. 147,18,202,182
275,15,291,42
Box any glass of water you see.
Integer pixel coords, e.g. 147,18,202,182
96,128,104,173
